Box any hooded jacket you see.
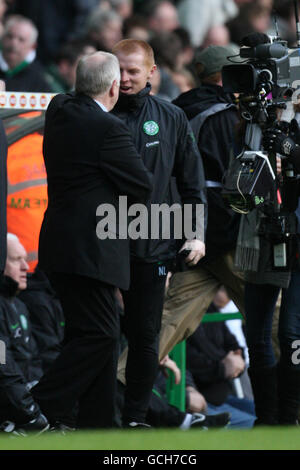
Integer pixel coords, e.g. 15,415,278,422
113,84,207,263
19,268,65,373
0,276,42,422
173,84,241,259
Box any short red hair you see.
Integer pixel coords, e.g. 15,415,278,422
112,39,155,68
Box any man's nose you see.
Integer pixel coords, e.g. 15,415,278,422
121,70,129,82
21,258,29,271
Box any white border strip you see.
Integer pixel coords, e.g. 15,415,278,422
0,92,56,110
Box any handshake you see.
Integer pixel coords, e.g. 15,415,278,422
262,119,300,173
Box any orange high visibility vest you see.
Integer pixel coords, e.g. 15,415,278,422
6,132,47,272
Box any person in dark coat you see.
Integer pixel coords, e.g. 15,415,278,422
112,39,206,427
0,15,51,92
19,267,65,374
186,315,256,428
0,234,48,433
31,51,153,430
157,45,245,361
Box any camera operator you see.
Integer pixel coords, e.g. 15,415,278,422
240,117,300,426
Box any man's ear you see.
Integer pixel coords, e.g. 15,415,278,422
109,79,119,98
147,64,157,81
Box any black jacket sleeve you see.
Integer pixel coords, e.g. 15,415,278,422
0,306,40,422
99,119,153,205
21,295,64,374
172,110,207,239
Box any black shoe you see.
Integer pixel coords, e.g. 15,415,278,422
0,414,50,437
49,421,76,435
0,421,27,437
190,412,231,430
17,413,50,436
123,421,152,429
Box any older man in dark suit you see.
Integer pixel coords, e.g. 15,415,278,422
32,51,153,429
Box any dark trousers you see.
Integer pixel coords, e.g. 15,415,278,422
121,260,170,423
32,273,119,428
245,271,300,370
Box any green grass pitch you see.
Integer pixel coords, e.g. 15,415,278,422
0,427,299,451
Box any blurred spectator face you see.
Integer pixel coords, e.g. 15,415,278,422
213,288,230,310
202,25,230,48
58,44,96,89
149,1,179,32
116,49,156,95
4,237,29,290
92,18,123,51
126,26,150,42
2,20,36,69
250,7,271,32
0,0,7,20
172,69,195,93
113,0,133,19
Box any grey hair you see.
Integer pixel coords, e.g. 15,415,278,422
4,14,38,45
7,233,19,243
86,8,121,33
75,51,120,97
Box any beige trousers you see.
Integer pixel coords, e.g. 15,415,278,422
118,251,245,384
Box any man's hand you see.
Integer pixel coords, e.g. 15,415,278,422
221,350,245,379
186,386,207,413
160,355,181,384
179,239,205,266
262,128,297,157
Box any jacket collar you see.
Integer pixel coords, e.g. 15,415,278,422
115,83,151,113
0,275,19,298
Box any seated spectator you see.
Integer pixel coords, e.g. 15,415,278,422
5,0,99,65
177,0,238,47
227,2,272,46
45,39,96,93
0,15,51,91
108,0,133,20
123,14,151,42
201,24,230,49
85,7,123,51
117,355,231,429
149,32,182,100
186,311,256,428
143,0,179,34
172,68,196,94
0,234,49,434
18,266,65,374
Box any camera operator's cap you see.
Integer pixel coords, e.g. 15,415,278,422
195,44,242,79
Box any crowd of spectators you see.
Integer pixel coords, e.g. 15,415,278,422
0,0,298,96
1,0,300,433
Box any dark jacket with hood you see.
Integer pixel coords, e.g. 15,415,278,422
173,83,240,259
0,276,42,423
186,318,242,406
19,268,65,373
113,84,207,263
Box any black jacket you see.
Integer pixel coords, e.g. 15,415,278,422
113,84,207,263
187,320,241,406
39,92,153,290
0,60,52,92
173,84,240,259
0,276,42,422
0,119,7,273
19,269,64,373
